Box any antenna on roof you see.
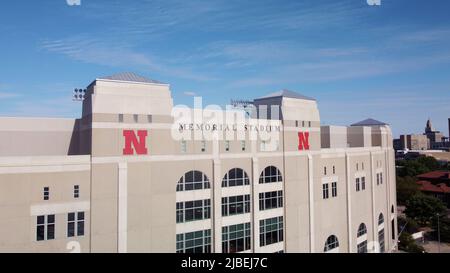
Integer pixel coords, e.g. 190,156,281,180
73,88,86,101
230,99,255,117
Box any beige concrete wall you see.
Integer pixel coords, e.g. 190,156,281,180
0,156,90,253
0,118,80,156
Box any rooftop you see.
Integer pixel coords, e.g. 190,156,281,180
417,170,450,180
256,89,316,101
351,118,388,127
97,72,165,84
417,180,450,193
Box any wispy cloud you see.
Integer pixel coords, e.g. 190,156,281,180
39,37,214,82
183,91,197,96
0,92,20,99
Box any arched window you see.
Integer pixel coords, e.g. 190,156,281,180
357,223,368,253
259,166,282,184
378,213,384,226
324,235,339,253
222,168,250,187
176,171,210,192
357,223,367,237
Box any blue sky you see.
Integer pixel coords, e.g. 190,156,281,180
0,0,449,137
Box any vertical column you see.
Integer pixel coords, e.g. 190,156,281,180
213,160,222,253
345,153,353,253
385,149,393,251
370,152,377,252
118,162,128,253
252,157,259,253
307,154,315,252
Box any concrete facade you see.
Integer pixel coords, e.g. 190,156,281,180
0,73,397,253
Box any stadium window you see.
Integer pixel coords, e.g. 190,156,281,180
36,215,55,241
176,171,210,192
324,235,339,252
331,182,337,197
43,187,49,201
222,223,251,253
74,185,79,198
260,216,283,247
222,168,250,187
322,184,329,199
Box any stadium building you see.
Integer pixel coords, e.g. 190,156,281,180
0,72,397,253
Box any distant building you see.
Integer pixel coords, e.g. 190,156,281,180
399,134,429,151
425,118,444,148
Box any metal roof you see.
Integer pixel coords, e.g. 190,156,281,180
256,89,315,101
98,72,164,84
351,118,388,126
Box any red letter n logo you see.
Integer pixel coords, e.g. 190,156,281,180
298,132,310,150
123,130,148,155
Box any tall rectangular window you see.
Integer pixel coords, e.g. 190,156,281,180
177,229,211,253
74,185,79,198
377,173,380,185
67,212,85,237
176,199,211,223
259,191,283,211
324,167,327,176
260,216,283,247
222,223,251,253
361,177,366,191
322,184,329,199
331,182,337,197
380,173,383,184
356,178,360,192
222,195,250,216
118,114,124,123
333,166,336,175
147,115,153,123
43,187,49,201
379,229,385,253
36,215,55,241
133,114,139,123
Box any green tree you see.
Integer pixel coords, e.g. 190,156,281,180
396,156,443,177
396,176,420,205
405,194,446,226
398,232,426,253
